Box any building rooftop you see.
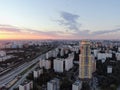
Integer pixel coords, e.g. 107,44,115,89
20,80,32,86
73,80,82,86
81,40,90,45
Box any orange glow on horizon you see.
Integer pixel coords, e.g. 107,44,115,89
0,33,55,40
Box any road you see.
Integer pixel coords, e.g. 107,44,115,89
0,54,45,86
0,47,58,89
9,62,38,90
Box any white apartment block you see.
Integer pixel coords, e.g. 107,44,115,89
118,47,120,52
0,55,14,62
71,46,79,53
46,52,52,59
97,53,112,60
45,60,51,69
19,81,33,90
60,48,64,57
47,78,60,90
107,66,112,74
65,53,74,71
0,51,6,57
65,49,69,54
54,56,73,73
72,80,82,90
39,60,51,70
116,53,120,60
54,58,64,73
33,68,43,78
93,49,99,57
52,50,56,57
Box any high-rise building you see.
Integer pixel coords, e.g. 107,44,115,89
79,40,96,80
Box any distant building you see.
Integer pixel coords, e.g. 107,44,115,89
47,78,60,90
46,52,51,59
118,47,120,52
93,49,99,57
72,80,82,90
79,40,96,80
116,53,120,61
45,60,51,69
72,46,79,54
19,80,33,90
97,53,112,61
0,55,15,62
60,48,64,57
0,51,6,57
52,50,58,58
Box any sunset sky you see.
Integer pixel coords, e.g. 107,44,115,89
0,0,120,40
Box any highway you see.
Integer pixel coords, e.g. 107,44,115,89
0,47,58,89
9,62,38,90
0,54,45,86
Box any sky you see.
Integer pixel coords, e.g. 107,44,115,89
0,0,120,40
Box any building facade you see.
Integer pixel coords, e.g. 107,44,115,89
72,80,82,90
19,81,33,90
33,68,43,78
79,40,96,80
47,78,60,90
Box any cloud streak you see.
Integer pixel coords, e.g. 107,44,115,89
56,11,120,38
92,28,120,35
72,28,120,36
57,11,81,31
0,24,62,38
0,24,21,33
0,23,120,40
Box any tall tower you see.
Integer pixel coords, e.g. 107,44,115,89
79,40,95,80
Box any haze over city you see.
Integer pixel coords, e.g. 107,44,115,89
0,0,120,40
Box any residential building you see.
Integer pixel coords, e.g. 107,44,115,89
19,80,33,90
39,60,51,70
47,78,60,90
33,68,43,78
107,66,112,74
79,40,96,80
72,80,82,90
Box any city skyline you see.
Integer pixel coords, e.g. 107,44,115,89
0,0,120,40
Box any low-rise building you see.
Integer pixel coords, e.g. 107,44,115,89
107,66,112,74
0,55,15,62
19,80,33,90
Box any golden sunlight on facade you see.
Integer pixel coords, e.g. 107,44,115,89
79,40,96,80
